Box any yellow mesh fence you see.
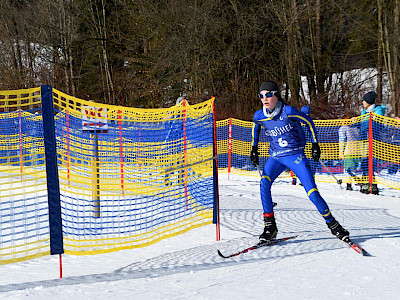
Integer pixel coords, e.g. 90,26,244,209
52,89,215,255
1,86,216,264
0,87,50,265
3,85,400,265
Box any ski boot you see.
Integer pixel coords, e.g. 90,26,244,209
327,218,349,241
259,216,278,244
371,184,379,195
360,183,370,194
346,183,353,191
360,183,379,195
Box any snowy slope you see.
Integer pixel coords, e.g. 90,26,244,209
1,173,400,300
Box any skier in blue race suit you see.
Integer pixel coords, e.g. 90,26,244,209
250,81,349,243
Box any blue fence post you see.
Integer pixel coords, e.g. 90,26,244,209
41,85,64,255
212,100,220,241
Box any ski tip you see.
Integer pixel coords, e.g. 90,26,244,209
361,249,371,256
280,235,298,241
345,238,371,256
217,250,228,259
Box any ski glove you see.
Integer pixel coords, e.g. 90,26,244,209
250,146,259,167
311,143,321,162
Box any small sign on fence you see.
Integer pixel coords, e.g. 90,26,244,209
82,106,108,131
81,105,106,217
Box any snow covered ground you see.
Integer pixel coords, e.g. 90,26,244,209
1,173,400,300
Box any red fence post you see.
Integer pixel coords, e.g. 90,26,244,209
368,112,373,194
59,254,63,278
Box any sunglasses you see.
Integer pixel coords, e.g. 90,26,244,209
259,91,276,99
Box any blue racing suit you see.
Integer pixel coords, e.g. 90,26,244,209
252,102,334,223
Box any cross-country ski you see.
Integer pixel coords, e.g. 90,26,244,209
217,236,297,259
343,237,369,256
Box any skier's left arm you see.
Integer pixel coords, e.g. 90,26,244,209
286,106,318,142
286,106,321,161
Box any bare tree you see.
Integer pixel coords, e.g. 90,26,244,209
378,0,400,116
0,0,396,119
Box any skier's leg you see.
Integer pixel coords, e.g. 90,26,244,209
286,153,349,239
260,156,286,214
346,156,361,186
360,157,379,194
258,157,286,242
345,157,356,189
286,154,334,222
359,157,371,193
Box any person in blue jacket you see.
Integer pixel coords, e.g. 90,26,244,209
250,81,349,243
353,91,386,195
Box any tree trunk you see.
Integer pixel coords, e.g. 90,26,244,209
101,0,115,105
284,0,300,105
315,0,325,104
377,0,383,104
382,2,396,116
59,0,75,95
393,0,400,116
305,0,317,104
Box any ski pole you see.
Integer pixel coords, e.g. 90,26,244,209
319,159,342,185
255,164,263,177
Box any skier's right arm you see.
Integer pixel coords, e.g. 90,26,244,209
251,121,261,147
250,121,261,167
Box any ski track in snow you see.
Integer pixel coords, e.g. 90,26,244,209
1,174,400,299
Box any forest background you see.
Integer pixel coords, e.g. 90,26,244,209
0,0,399,120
